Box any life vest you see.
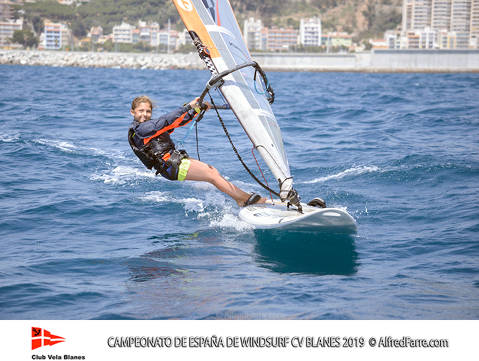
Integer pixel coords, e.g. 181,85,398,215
128,107,197,173
128,128,162,171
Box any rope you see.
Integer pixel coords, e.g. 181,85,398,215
208,91,280,198
195,120,200,161
251,146,273,202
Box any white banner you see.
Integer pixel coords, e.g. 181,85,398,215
1,320,476,361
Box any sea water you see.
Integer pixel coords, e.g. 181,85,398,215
0,65,478,319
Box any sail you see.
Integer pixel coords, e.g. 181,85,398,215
172,0,293,199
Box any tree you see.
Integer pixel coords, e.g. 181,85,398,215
32,16,43,34
362,1,376,30
11,28,39,48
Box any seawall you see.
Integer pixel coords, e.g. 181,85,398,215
1,49,478,72
253,50,479,72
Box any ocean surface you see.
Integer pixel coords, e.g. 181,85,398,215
0,65,478,320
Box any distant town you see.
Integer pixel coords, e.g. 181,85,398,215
0,0,478,53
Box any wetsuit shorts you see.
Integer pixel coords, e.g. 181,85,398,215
159,158,191,181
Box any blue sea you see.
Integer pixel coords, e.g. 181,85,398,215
0,65,478,319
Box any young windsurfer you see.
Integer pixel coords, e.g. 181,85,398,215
128,95,266,207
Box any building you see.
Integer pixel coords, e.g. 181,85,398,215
44,21,71,50
42,21,72,50
113,22,133,43
370,38,389,49
176,28,190,48
243,17,263,50
385,30,402,49
406,31,421,47
264,26,298,51
148,23,160,47
402,0,478,48
322,32,353,49
402,0,433,31
419,26,437,47
300,17,322,47
0,0,15,21
432,0,452,30
158,29,178,51
136,21,161,47
471,0,479,46
89,26,103,43
0,17,22,47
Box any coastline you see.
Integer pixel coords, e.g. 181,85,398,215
0,49,204,70
1,49,479,72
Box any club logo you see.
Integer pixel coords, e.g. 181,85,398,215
32,327,65,350
176,0,193,12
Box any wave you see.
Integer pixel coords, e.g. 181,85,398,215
33,138,78,153
0,134,20,143
90,165,155,184
141,190,254,232
32,137,128,161
303,165,380,184
141,190,205,213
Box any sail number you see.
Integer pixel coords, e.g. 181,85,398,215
176,0,193,11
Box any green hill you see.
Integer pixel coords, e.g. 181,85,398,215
20,0,402,41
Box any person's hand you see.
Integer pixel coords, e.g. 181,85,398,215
188,97,200,108
189,97,211,111
201,101,212,110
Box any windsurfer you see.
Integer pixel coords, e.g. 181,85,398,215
128,95,266,207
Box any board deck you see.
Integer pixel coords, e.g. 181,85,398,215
239,202,357,231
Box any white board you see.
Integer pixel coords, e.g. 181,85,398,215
239,202,357,231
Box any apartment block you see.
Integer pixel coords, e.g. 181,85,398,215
322,32,353,48
0,0,15,21
113,22,134,44
403,0,433,31
264,27,298,51
243,17,263,50
0,17,22,47
44,21,71,50
471,0,479,46
300,17,322,47
402,0,477,48
431,0,452,30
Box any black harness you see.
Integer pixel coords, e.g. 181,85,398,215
128,128,188,179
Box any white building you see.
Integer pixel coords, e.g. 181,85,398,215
402,0,478,48
419,26,437,47
113,22,133,44
158,29,178,51
176,28,190,48
385,30,401,49
0,0,15,22
44,21,71,50
0,17,22,47
300,17,322,47
243,17,263,50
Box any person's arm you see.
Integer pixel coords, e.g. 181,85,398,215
135,98,212,139
151,97,212,129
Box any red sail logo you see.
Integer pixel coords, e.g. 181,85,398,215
32,327,65,350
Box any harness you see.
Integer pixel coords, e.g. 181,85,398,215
127,128,165,172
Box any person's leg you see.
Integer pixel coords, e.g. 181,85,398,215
184,159,265,206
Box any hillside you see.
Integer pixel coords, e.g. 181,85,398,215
231,0,403,39
20,0,402,41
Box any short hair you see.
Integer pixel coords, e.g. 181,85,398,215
131,95,154,111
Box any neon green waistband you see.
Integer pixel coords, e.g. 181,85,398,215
177,158,191,181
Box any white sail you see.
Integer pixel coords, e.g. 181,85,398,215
173,0,293,199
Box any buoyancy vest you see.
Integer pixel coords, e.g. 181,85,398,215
128,107,197,173
128,128,164,172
